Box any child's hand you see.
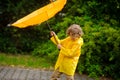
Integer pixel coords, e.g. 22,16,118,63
57,44,62,49
50,31,56,36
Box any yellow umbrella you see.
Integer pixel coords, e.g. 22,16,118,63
11,0,67,28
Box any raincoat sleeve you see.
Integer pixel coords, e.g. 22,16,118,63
60,38,83,57
50,35,60,45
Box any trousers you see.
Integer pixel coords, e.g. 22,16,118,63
50,69,74,80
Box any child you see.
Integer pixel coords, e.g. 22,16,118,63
50,24,84,80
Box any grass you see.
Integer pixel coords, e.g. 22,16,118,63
0,53,54,70
0,53,113,80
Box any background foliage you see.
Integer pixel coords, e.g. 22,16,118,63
0,0,120,79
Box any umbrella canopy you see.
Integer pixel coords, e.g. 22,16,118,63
11,0,67,28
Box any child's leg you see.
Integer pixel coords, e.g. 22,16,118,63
50,69,62,80
65,74,74,80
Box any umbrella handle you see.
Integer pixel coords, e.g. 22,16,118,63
46,22,59,44
46,21,52,31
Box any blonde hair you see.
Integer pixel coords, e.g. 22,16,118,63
66,24,84,38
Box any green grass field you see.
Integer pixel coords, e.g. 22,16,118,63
0,53,53,69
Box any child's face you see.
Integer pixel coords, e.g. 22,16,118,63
70,32,79,41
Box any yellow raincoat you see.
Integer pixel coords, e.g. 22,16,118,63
51,35,83,76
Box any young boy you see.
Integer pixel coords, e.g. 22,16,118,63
50,24,84,80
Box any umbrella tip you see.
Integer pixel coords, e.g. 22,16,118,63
7,24,11,27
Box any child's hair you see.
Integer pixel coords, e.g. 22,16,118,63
66,24,84,38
